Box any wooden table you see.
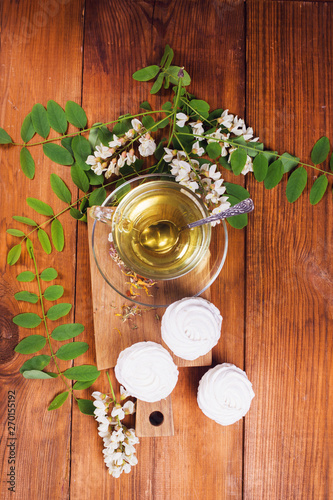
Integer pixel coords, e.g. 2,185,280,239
1,1,332,498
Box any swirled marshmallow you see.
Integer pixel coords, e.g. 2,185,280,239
114,341,179,403
197,363,255,425
161,297,222,360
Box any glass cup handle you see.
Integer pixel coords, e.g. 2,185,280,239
89,206,116,226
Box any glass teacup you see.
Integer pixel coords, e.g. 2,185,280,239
91,175,211,280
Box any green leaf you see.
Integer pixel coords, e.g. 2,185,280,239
88,123,102,149
65,101,87,129
72,135,92,163
230,148,247,175
150,73,164,95
167,66,191,86
286,166,307,203
225,195,248,229
40,267,58,281
160,45,174,68
330,153,333,171
15,335,46,354
73,379,98,390
7,228,25,237
86,170,104,186
280,152,300,173
13,312,42,328
71,163,90,192
12,215,37,226
47,303,72,321
44,285,64,301
142,115,158,132
61,136,74,155
253,154,268,181
7,245,22,265
0,127,13,144
206,142,222,159
311,136,330,165
64,365,100,381
16,270,35,282
43,143,74,166
133,65,160,81
98,125,113,146
77,399,95,415
140,101,152,111
20,354,51,373
26,197,54,216
224,182,250,201
51,219,64,252
51,323,84,341
21,114,35,142
48,391,69,410
31,103,50,138
47,100,67,134
69,208,83,220
310,175,328,205
56,342,89,360
162,101,172,112
23,370,55,379
219,156,232,171
14,291,39,303
38,228,52,254
19,147,35,179
25,238,34,259
89,187,106,207
262,151,278,163
157,117,170,129
264,159,284,190
190,99,210,119
50,173,72,204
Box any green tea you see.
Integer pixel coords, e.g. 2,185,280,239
112,180,211,280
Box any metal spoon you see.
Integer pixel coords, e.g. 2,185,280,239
139,198,254,253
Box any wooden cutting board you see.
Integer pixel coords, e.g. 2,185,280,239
87,209,212,436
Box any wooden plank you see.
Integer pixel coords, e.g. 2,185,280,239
0,1,84,499
245,1,333,499
86,208,212,369
71,0,246,498
136,396,174,437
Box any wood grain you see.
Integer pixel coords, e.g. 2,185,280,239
71,1,246,499
245,1,333,499
86,208,212,369
0,1,84,499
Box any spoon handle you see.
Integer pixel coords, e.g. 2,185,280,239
186,198,254,229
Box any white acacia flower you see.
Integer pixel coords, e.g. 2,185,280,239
230,116,247,136
117,152,127,168
179,179,199,192
138,133,156,157
170,159,191,182
163,147,176,163
93,400,108,409
126,149,136,165
176,112,188,127
108,134,123,148
220,109,234,129
191,141,205,156
241,155,254,176
120,386,130,400
95,144,113,159
105,159,119,179
125,128,135,139
206,128,223,143
98,422,110,434
111,404,125,420
131,118,143,132
189,120,205,140
123,401,135,415
210,197,232,226
205,179,227,204
200,163,221,181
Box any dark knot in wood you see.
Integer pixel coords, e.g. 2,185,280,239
0,305,19,364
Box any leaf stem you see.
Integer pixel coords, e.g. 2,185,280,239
30,245,78,400
12,110,168,148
